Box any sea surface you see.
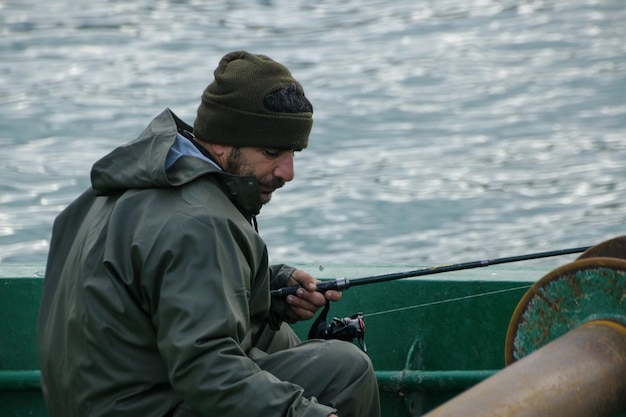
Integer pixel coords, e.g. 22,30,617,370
1,0,625,269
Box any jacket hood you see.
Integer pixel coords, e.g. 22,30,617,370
90,109,262,216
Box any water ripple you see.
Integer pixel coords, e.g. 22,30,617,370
1,0,624,264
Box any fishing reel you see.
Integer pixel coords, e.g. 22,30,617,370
308,301,367,352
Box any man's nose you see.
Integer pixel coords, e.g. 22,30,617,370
274,152,295,182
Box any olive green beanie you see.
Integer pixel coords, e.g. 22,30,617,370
193,51,313,150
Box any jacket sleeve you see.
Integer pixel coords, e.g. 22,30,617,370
267,264,296,329
269,263,296,288
140,213,334,417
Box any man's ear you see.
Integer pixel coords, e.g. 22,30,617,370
199,142,232,170
205,142,229,157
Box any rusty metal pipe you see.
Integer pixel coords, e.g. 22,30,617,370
423,320,626,417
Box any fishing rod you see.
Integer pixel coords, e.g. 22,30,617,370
284,244,593,351
271,245,592,297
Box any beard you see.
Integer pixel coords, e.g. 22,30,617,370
226,148,285,205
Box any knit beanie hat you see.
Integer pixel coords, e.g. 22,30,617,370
194,51,313,150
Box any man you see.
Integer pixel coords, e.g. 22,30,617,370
37,51,380,417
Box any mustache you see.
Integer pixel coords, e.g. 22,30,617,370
258,176,285,190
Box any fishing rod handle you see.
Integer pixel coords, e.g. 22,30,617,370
270,277,350,297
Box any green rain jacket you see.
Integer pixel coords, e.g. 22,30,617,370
37,109,334,417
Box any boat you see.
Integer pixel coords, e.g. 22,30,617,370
1,237,625,417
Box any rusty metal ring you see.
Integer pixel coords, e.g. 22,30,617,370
505,256,626,365
577,235,626,261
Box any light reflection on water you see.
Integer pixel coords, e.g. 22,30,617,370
1,0,625,266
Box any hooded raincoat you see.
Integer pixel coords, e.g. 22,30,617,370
37,109,341,417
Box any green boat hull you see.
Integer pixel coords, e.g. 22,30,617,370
1,262,624,416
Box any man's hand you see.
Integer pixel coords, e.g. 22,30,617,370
284,269,342,322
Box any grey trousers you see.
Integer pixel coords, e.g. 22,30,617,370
251,323,381,417
173,324,380,417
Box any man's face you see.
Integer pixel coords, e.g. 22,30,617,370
224,147,296,205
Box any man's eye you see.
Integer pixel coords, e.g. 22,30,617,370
263,149,281,158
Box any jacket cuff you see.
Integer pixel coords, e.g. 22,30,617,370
267,264,296,330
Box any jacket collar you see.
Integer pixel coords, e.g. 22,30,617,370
170,110,263,219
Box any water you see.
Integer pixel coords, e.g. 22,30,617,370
1,0,625,268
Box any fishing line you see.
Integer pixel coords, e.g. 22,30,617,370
298,245,591,345
363,284,532,318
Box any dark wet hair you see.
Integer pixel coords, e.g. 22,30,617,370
263,83,313,114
